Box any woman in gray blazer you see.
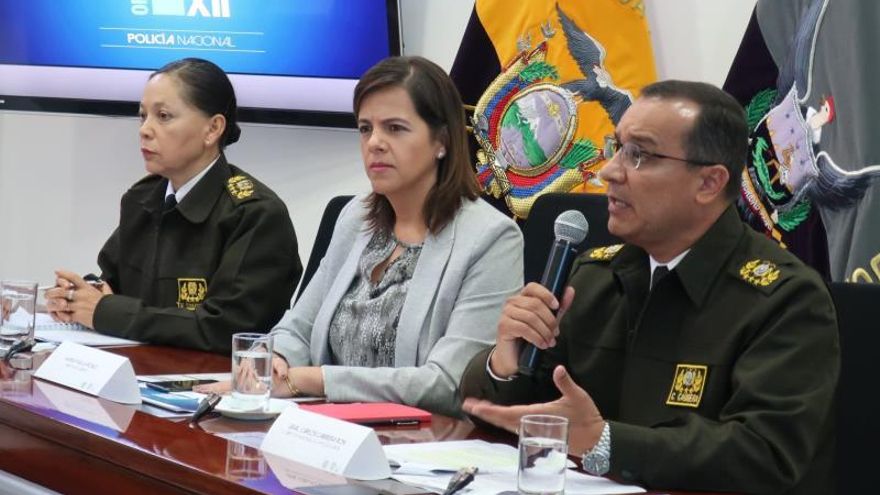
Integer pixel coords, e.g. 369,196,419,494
272,56,522,416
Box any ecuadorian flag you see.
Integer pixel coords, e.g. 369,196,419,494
451,0,656,218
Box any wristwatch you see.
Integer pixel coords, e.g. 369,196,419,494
582,421,611,476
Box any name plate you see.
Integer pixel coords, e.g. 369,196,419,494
33,341,141,404
261,407,392,480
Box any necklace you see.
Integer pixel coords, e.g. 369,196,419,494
390,232,423,249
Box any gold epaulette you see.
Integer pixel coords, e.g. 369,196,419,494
738,259,781,288
226,175,258,204
586,244,624,262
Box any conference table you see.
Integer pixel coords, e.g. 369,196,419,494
0,345,725,495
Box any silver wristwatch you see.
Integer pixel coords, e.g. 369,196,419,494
582,421,611,476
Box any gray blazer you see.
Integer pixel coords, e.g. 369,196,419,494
273,195,523,416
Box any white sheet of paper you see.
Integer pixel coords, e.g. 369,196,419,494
393,468,646,495
33,341,141,404
261,407,392,480
384,440,521,474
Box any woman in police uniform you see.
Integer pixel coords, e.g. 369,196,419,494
46,58,302,354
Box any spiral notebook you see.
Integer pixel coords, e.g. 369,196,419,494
32,313,140,346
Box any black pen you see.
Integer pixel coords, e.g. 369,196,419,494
363,419,421,427
442,466,478,495
83,273,105,289
190,393,222,426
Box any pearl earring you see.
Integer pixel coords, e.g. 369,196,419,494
437,149,446,159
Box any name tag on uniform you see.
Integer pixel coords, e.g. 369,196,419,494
177,278,207,310
666,363,708,408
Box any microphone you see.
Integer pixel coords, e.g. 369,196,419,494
518,210,589,376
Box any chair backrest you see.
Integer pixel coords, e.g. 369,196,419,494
521,193,620,283
829,281,880,494
295,195,354,302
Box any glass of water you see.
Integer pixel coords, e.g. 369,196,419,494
231,332,273,412
0,280,39,344
518,414,569,495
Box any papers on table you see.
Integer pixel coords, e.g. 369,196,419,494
384,440,645,495
385,440,525,474
36,328,140,346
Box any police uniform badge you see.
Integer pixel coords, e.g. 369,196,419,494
739,259,781,287
177,278,207,311
227,175,255,201
666,364,708,408
588,244,623,261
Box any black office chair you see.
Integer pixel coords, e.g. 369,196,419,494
295,195,354,302
521,192,620,283
830,282,880,494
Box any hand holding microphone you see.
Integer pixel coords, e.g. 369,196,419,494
483,212,587,381
489,211,589,378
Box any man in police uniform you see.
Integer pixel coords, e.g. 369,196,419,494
460,81,838,494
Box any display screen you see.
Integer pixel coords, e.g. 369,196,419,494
0,0,402,127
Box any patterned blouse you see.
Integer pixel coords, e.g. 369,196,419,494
327,229,423,367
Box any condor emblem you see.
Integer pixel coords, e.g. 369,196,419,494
666,364,708,408
177,278,207,310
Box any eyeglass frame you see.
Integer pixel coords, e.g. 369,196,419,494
603,135,717,170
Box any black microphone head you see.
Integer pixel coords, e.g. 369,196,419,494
554,210,589,244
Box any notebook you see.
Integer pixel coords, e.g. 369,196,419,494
32,313,140,346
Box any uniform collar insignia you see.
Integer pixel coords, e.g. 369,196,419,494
739,259,781,287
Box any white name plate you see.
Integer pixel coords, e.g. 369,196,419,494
261,407,392,481
33,341,141,404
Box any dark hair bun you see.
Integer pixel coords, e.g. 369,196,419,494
225,122,242,146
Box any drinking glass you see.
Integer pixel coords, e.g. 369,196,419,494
231,332,273,412
518,414,569,495
0,280,39,344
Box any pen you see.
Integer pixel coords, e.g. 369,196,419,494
39,274,105,292
363,419,421,427
442,466,478,495
83,274,105,289
190,392,222,426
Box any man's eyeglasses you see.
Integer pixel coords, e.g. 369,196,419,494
603,135,716,170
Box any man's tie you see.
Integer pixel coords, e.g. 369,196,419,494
163,194,177,212
651,265,669,290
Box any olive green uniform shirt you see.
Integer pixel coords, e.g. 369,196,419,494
461,207,838,495
93,156,302,354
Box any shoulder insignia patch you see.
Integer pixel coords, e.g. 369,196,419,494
227,175,256,201
588,244,623,261
739,259,781,287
